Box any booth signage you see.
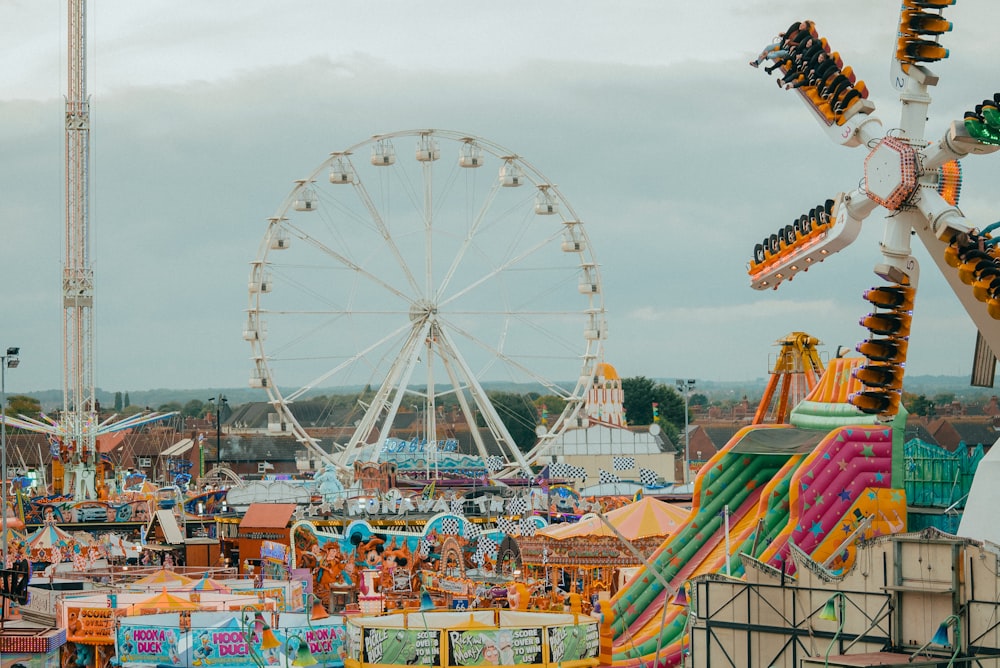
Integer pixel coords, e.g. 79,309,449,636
362,627,440,666
447,628,543,666
116,618,347,668
67,606,119,643
546,623,600,663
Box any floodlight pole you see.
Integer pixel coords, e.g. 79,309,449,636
1,347,20,570
208,395,228,471
676,379,695,484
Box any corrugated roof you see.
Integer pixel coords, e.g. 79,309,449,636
161,438,194,457
238,503,297,530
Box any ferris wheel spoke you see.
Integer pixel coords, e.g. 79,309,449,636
282,221,414,304
345,158,424,298
280,319,415,404
441,317,578,398
437,308,588,362
437,227,565,310
435,178,503,300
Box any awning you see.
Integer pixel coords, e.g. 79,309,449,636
239,503,297,530
161,438,194,457
155,509,186,545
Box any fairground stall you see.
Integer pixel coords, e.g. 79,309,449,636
116,610,347,668
343,609,599,668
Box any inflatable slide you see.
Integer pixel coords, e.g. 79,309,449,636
603,358,907,668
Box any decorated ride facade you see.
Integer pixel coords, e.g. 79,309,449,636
290,511,535,614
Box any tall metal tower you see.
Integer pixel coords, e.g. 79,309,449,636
0,0,179,495
63,0,97,496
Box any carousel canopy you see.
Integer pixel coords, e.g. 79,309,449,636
133,568,195,586
539,496,689,541
26,521,74,550
182,575,232,593
133,588,202,611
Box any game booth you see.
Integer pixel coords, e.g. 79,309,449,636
343,609,600,668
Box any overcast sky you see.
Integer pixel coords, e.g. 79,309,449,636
2,0,998,396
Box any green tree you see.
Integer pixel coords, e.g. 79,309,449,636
4,394,41,417
621,376,686,433
157,401,183,414
123,391,131,408
932,392,955,408
903,392,935,417
485,391,539,453
182,399,206,418
650,419,680,452
689,393,708,407
114,391,123,412
533,395,567,426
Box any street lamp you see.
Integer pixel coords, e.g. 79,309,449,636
1,346,20,569
675,379,695,484
207,395,228,471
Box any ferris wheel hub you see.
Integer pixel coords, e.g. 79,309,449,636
409,299,437,322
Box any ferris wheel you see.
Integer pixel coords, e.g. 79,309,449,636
246,129,606,473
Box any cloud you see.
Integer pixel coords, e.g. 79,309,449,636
1,2,997,393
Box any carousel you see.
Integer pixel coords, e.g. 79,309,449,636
514,497,689,606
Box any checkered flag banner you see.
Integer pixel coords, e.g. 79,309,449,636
639,467,659,487
613,456,636,471
549,461,572,478
599,469,621,485
464,520,482,540
441,516,460,535
507,496,529,515
450,498,465,516
497,516,517,535
485,455,505,472
474,536,498,565
549,462,587,480
418,538,432,558
519,517,537,537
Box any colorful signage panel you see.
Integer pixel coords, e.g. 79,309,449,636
361,627,441,666
546,623,600,664
446,628,543,666
116,616,346,667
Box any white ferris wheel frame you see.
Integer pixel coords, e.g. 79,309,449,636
245,129,606,474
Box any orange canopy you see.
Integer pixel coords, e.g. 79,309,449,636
134,568,195,586
539,496,689,541
134,588,202,611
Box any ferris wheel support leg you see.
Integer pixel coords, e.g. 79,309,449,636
436,347,494,467
435,326,533,475
339,321,430,466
